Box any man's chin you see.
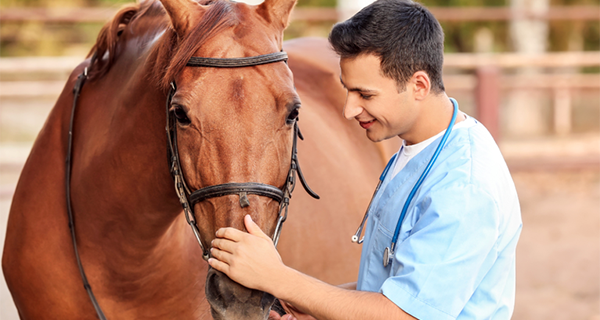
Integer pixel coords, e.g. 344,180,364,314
366,131,384,143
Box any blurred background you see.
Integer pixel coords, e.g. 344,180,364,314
0,0,598,319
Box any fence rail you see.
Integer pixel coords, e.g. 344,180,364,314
0,6,599,23
3,52,599,73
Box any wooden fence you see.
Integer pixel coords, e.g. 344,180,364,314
1,6,599,140
1,52,599,140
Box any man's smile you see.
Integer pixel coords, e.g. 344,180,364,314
359,119,376,129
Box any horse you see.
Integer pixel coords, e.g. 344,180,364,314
2,0,398,319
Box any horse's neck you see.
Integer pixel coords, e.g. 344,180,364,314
72,31,185,268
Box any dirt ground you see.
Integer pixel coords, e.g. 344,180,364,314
511,169,600,320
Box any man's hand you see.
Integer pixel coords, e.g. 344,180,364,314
209,216,413,320
279,300,317,320
208,214,287,293
268,310,298,320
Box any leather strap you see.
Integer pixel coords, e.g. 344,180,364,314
187,52,288,68
190,183,284,206
66,67,108,320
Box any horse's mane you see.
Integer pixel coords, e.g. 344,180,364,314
87,0,236,90
86,1,154,79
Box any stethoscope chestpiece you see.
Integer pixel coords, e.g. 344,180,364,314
383,247,393,267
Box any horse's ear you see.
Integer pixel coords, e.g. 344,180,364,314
160,0,206,36
257,0,298,29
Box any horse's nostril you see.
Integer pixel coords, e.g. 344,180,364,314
207,268,253,303
206,269,230,312
206,268,273,320
261,292,277,311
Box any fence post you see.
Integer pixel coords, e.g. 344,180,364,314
553,85,572,136
475,66,501,142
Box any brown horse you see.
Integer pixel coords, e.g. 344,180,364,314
2,0,397,319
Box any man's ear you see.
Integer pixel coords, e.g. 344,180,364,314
411,71,431,101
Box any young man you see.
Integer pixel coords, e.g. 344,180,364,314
208,0,522,319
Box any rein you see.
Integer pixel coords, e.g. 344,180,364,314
66,51,318,320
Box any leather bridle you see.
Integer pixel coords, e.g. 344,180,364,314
66,51,318,320
166,51,319,260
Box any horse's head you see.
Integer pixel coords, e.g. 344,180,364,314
158,0,301,318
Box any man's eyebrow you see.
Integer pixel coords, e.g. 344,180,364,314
339,76,376,93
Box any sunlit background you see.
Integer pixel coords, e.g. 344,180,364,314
1,0,599,319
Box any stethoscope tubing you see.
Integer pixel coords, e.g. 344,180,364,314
389,98,459,252
351,153,397,244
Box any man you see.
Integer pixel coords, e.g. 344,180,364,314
208,0,522,319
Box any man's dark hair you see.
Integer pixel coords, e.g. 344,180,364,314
329,0,445,93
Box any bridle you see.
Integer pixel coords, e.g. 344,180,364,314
165,51,320,260
66,51,318,320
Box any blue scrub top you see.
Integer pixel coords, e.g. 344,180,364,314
357,116,522,320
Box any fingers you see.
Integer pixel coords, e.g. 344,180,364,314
210,245,233,264
268,310,282,320
211,237,237,254
244,214,271,241
207,257,229,274
215,227,245,241
268,311,297,320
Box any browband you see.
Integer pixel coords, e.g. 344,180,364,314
187,52,288,68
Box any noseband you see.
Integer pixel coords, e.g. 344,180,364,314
165,51,319,261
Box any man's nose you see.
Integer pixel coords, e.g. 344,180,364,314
343,93,362,120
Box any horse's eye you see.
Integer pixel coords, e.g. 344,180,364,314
172,105,191,125
286,107,299,125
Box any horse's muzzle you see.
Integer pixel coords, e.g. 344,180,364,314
205,267,276,320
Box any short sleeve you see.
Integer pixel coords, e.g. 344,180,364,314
380,183,500,320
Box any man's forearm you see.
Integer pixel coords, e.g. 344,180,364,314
337,282,357,290
274,267,415,320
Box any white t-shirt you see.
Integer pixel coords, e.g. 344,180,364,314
389,114,477,179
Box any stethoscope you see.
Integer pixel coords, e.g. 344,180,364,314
351,98,459,268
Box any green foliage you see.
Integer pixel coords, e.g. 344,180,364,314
0,0,132,7
0,24,100,57
420,0,505,6
419,0,600,53
297,0,336,7
1,0,599,56
419,0,505,53
583,21,600,51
